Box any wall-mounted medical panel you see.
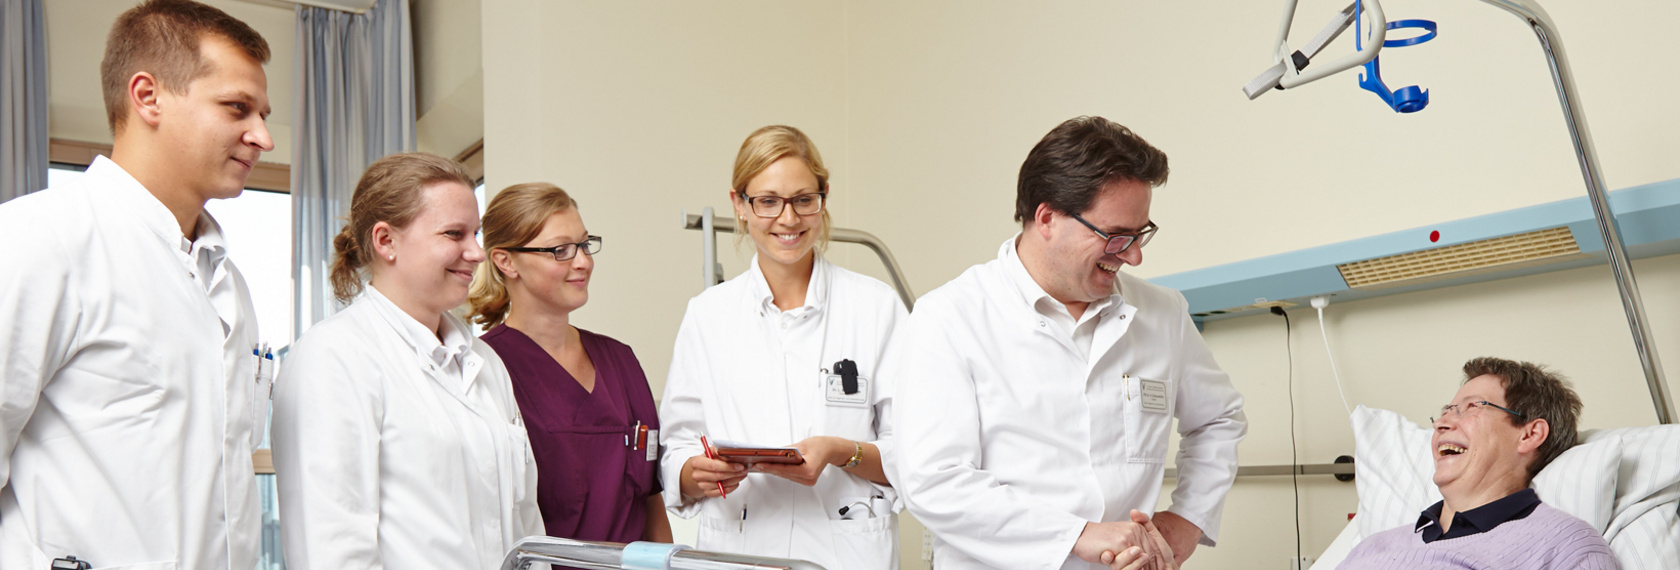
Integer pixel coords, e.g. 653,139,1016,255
1150,178,1680,322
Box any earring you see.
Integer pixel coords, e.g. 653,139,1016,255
388,254,395,261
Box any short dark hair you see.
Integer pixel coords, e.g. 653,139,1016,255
1462,357,1582,481
101,0,271,134
1015,116,1169,224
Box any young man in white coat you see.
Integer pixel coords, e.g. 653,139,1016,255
0,1,275,568
893,116,1247,570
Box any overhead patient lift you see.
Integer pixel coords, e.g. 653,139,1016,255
1244,0,1677,424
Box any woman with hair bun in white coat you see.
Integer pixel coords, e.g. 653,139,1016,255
271,152,542,569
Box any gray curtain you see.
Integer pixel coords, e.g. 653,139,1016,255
291,0,415,335
1,0,47,204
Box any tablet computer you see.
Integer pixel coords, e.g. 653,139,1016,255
711,440,805,465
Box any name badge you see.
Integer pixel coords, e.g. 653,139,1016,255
825,374,870,407
1139,378,1169,413
646,429,659,461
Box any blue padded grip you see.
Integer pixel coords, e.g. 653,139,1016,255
621,541,689,570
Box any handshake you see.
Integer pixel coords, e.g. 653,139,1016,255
1072,510,1187,570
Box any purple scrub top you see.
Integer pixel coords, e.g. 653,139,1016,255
482,324,662,544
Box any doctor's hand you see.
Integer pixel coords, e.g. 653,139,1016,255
1073,517,1169,570
1100,510,1178,570
1148,510,1199,565
750,436,853,487
679,455,747,500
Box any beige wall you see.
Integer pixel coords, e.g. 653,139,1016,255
414,0,482,158
480,1,1680,569
44,0,296,164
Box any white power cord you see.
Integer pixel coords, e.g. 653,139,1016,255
1312,296,1353,415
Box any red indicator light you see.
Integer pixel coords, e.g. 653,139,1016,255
1429,230,1441,243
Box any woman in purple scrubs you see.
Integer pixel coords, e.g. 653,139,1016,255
467,182,673,544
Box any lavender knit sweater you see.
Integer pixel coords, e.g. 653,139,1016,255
1337,504,1620,569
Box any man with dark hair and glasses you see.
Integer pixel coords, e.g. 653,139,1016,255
1338,357,1617,569
893,116,1246,570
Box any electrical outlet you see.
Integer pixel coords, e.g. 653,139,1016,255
1290,555,1314,570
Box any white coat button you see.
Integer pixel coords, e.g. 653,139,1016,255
1119,314,1127,320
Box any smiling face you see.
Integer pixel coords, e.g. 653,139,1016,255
153,34,273,202
1037,178,1152,305
500,208,594,315
1432,374,1542,505
381,181,485,318
734,156,824,272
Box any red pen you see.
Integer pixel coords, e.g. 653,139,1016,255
700,435,728,498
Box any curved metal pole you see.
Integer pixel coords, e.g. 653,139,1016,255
682,213,916,310
1476,0,1676,424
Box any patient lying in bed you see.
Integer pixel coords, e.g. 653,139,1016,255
1337,357,1617,569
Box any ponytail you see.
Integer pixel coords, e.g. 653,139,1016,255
329,224,367,302
466,262,513,330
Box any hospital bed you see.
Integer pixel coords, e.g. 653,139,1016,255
1308,406,1680,569
500,535,826,570
1243,0,1680,565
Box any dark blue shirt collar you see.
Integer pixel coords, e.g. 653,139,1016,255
1414,487,1541,543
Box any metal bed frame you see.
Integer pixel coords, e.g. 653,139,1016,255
501,536,827,570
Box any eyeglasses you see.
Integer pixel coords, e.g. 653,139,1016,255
503,235,602,262
738,192,826,218
1432,400,1525,423
1069,213,1158,255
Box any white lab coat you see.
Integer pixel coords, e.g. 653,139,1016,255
660,255,904,570
271,285,542,569
0,156,263,570
892,238,1247,570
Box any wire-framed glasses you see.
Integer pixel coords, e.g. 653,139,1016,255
1069,213,1158,255
1432,400,1525,423
503,235,603,262
739,192,826,218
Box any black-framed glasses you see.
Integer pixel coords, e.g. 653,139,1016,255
1432,400,1525,423
738,192,826,218
1069,213,1158,255
504,235,602,262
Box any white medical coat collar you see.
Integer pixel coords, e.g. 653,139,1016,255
362,284,482,391
999,234,1121,322
88,155,228,259
744,252,830,318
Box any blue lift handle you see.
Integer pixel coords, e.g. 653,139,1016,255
1356,0,1437,113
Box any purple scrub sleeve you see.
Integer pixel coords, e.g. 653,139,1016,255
482,325,663,544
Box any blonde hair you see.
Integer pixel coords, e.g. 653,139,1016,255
329,152,474,303
731,125,831,252
467,182,580,330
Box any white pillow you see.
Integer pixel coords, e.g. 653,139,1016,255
1531,432,1622,532
1351,405,1439,538
1349,406,1621,536
1582,425,1680,568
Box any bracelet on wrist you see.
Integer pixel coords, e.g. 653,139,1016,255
842,440,863,469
